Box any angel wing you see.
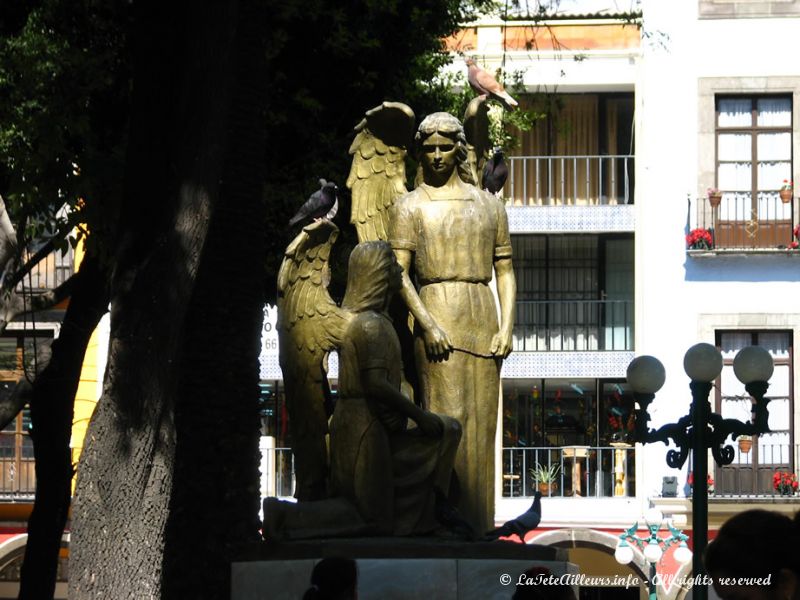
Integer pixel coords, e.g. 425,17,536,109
346,101,415,242
277,219,352,500
463,96,491,187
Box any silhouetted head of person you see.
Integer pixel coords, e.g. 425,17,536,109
512,566,576,600
705,509,800,600
303,557,358,600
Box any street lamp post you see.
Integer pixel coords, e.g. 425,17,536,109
626,343,774,600
614,508,693,600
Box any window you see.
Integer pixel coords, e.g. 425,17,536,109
715,331,794,495
0,333,50,497
714,96,793,248
501,378,635,498
512,235,633,351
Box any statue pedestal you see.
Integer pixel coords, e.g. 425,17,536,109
232,538,577,600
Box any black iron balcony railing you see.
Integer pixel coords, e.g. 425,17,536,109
513,299,633,352
0,432,35,500
692,193,798,250
502,445,636,498
506,154,634,206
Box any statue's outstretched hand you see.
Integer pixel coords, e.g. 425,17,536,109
415,411,444,438
423,323,453,358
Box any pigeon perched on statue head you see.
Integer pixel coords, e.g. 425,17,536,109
465,58,519,112
484,491,542,542
482,147,508,195
288,179,339,227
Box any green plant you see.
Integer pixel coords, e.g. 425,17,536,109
530,462,561,484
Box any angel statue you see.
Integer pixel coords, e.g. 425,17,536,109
346,101,516,535
267,237,461,539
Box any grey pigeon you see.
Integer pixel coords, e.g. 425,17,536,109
482,148,508,194
466,58,519,112
288,179,339,227
484,491,541,541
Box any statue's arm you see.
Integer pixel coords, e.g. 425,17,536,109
362,367,443,437
393,247,453,357
491,256,516,358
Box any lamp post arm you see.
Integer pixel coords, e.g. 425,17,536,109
633,393,693,468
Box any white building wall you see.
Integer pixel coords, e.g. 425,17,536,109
635,0,800,498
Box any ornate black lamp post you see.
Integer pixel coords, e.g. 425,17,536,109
626,343,774,600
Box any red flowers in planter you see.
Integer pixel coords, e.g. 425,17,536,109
686,228,713,250
687,471,714,488
772,471,798,495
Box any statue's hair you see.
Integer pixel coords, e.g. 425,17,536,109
341,241,394,314
414,112,475,186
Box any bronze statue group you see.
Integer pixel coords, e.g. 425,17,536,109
269,101,515,541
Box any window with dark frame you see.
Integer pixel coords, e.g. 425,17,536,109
714,330,794,496
713,95,793,248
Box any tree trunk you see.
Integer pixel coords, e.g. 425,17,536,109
162,1,267,597
18,256,108,600
70,2,239,597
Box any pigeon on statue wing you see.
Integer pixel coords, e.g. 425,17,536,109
288,179,339,227
484,491,542,541
482,148,508,195
466,58,519,112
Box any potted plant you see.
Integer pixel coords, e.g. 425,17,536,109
686,228,713,250
772,471,798,496
737,435,753,453
688,471,714,495
530,462,561,496
779,180,793,203
791,224,799,250
707,187,722,207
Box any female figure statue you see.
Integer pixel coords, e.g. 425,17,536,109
389,112,516,533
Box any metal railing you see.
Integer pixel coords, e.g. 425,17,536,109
0,455,36,500
14,246,75,293
711,442,799,498
506,155,634,207
502,445,636,498
692,194,798,250
513,299,633,351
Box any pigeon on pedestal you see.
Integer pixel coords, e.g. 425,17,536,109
484,491,542,542
466,58,519,112
288,179,339,227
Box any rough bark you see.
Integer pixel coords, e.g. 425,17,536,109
18,255,108,600
162,2,267,594
70,2,239,597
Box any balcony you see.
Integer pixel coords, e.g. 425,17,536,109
712,442,799,498
506,155,634,207
17,245,75,292
513,299,633,352
0,438,35,501
502,445,635,498
692,193,798,251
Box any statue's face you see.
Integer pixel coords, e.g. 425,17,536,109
420,131,458,180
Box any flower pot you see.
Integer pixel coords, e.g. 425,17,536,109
708,193,722,207
538,482,557,496
738,437,753,453
780,189,793,203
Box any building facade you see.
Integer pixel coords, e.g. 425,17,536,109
257,1,800,598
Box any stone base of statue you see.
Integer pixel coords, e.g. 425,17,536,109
232,538,578,600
